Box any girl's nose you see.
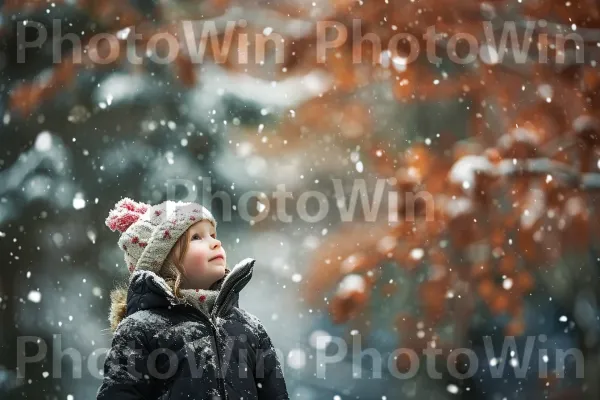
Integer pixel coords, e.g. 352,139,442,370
211,238,221,248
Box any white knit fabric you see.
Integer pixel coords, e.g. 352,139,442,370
108,199,217,274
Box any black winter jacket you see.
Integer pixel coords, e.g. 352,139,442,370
96,258,289,400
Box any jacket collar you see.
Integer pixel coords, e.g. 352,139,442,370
125,258,256,319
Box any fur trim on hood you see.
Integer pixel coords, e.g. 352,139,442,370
109,286,129,333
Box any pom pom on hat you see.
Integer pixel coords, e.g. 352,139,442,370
105,197,149,233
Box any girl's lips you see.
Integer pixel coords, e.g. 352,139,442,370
209,255,224,262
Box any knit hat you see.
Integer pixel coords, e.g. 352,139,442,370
105,197,217,274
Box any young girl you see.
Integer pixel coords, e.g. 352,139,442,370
97,198,289,400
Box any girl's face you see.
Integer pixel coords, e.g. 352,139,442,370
179,220,227,289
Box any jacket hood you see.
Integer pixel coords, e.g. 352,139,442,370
109,257,256,332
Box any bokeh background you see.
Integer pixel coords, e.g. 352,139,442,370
2,0,600,399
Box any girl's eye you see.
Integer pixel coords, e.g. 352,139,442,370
191,234,201,240
211,234,217,239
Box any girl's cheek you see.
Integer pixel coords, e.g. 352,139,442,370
185,249,205,271
189,252,204,269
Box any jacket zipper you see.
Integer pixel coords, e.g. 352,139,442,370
180,263,253,399
183,309,228,400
